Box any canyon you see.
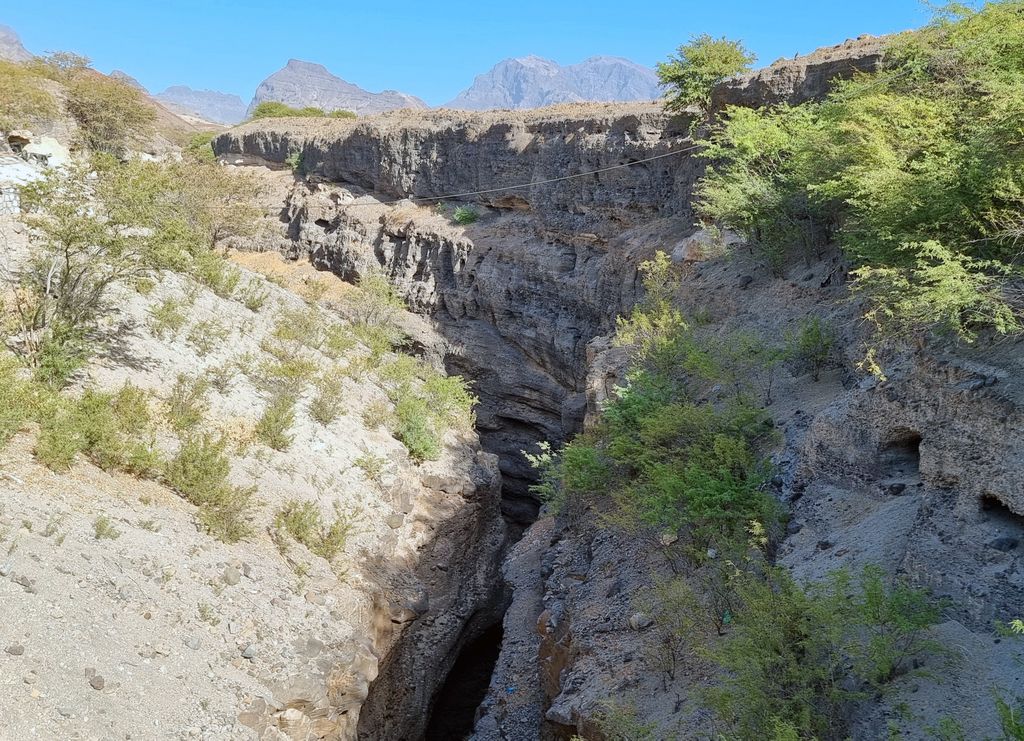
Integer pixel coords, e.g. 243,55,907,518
210,35,1024,739
1,22,1022,740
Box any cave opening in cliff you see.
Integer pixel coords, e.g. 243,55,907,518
880,429,922,478
424,621,504,740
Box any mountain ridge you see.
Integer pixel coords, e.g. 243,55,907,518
444,54,662,110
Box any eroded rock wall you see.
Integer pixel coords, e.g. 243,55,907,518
215,105,701,520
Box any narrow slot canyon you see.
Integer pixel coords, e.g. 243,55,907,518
424,622,505,741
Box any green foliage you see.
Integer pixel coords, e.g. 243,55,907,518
11,158,264,382
149,297,188,339
237,279,269,312
92,515,121,540
309,369,346,425
708,565,942,740
285,150,303,172
0,356,39,445
376,356,476,463
452,205,479,225
186,319,230,357
34,383,160,474
185,131,217,163
64,69,156,154
785,316,837,381
657,34,755,113
544,252,778,548
164,435,254,542
273,499,354,562
592,701,658,741
0,60,57,131
697,3,1024,343
166,374,210,433
995,695,1024,741
255,393,297,450
393,392,442,462
249,101,356,120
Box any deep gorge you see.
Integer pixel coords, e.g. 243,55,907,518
212,37,1024,738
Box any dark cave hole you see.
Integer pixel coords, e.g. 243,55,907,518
880,429,922,477
424,622,504,741
981,494,1024,530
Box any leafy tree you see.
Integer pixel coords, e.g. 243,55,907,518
696,2,1024,347
64,69,156,154
0,61,56,132
657,34,755,113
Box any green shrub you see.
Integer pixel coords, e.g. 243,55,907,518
393,391,442,462
249,101,356,120
193,252,242,297
185,132,217,163
92,515,121,540
236,279,269,312
995,695,1024,740
274,499,354,562
35,400,84,472
0,60,57,131
353,452,387,487
164,435,253,542
65,70,156,154
32,323,91,388
0,356,38,445
452,205,479,225
309,370,345,425
149,298,188,339
166,374,210,433
707,565,942,740
186,319,230,357
255,393,296,450
785,316,837,381
322,324,357,359
697,3,1024,345
657,34,755,113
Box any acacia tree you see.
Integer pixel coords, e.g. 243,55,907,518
657,34,755,114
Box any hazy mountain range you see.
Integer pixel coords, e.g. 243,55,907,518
0,23,663,122
155,86,248,125
444,55,662,110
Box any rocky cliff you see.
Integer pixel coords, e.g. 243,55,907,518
248,59,427,117
212,35,1024,739
215,103,700,521
444,56,662,110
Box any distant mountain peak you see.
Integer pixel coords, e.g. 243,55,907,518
154,86,248,125
0,24,32,63
445,55,661,110
248,60,427,116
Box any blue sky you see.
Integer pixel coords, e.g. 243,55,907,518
4,1,933,105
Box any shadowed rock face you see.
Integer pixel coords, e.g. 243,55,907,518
248,59,427,117
215,104,701,521
445,55,662,110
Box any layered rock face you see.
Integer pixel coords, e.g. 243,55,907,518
215,103,700,520
444,55,662,110
248,59,427,117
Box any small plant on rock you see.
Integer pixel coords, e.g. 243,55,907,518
452,205,479,225
255,393,297,451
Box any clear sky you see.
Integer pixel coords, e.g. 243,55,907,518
3,1,933,106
